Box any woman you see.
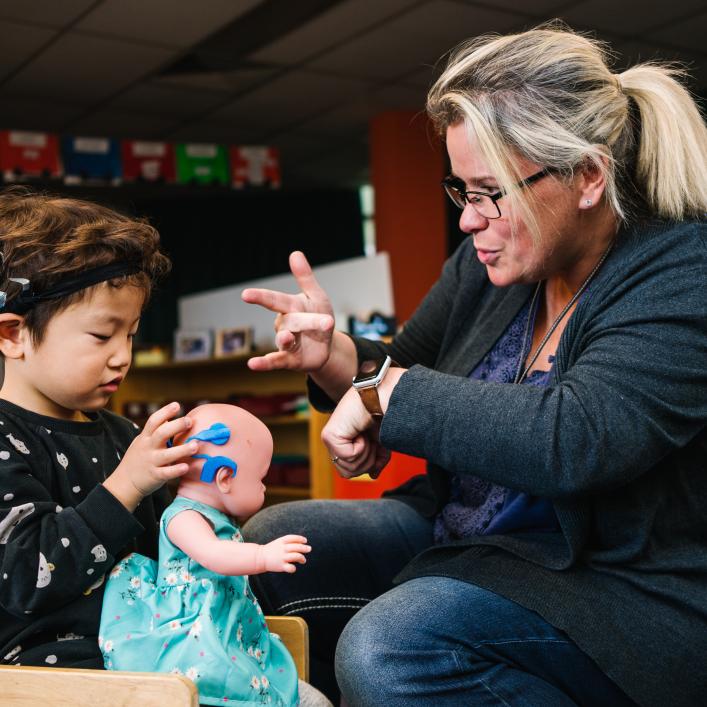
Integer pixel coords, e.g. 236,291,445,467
242,24,707,707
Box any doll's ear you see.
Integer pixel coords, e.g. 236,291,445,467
0,313,27,359
214,466,234,494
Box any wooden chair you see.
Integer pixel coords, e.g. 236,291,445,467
0,616,308,707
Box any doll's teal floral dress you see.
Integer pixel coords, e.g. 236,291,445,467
99,497,298,706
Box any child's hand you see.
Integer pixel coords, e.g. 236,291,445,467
256,535,311,573
104,402,197,511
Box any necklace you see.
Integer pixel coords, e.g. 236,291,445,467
513,242,613,384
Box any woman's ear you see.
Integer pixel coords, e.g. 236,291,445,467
214,466,234,495
577,155,609,210
0,314,27,359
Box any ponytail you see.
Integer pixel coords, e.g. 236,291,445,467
619,64,707,219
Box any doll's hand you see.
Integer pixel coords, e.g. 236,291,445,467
104,402,198,511
321,387,393,480
242,251,335,373
256,535,311,573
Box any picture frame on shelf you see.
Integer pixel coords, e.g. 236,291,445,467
215,326,253,358
173,329,212,361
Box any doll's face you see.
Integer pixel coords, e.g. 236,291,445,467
176,403,274,520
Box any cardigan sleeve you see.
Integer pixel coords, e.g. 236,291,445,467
380,223,707,499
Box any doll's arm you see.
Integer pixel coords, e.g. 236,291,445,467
166,510,310,575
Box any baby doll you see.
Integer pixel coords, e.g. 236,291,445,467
99,404,312,707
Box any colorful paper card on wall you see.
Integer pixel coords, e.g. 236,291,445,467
175,143,229,185
0,130,61,180
62,136,122,185
121,140,175,183
230,146,281,188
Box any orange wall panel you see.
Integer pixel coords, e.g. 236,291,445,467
370,111,447,322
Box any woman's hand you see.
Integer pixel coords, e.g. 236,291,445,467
241,251,335,373
321,388,391,480
255,534,311,573
104,402,197,511
322,367,406,478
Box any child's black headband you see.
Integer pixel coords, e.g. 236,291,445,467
0,261,142,315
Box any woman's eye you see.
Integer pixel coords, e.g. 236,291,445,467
91,333,110,341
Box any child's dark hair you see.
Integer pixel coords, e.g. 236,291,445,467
0,186,171,346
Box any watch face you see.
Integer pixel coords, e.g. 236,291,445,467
355,359,380,384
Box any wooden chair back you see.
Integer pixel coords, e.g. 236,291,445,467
0,615,308,706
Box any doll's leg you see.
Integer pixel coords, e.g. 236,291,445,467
335,576,636,707
243,499,433,702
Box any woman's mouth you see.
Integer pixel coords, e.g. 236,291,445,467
476,248,500,265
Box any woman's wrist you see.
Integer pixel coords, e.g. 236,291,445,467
311,330,358,402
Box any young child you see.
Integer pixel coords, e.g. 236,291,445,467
0,187,198,668
99,403,321,706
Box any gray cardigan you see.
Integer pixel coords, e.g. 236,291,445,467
333,219,707,707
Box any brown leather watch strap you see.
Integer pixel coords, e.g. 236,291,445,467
358,385,384,418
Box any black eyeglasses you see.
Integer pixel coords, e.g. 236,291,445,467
441,167,557,219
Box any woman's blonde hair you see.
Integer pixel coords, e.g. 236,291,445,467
427,22,707,239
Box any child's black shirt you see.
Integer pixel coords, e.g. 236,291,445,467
0,399,170,667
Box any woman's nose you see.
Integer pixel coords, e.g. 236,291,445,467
458,203,489,234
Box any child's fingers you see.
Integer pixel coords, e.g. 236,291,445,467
159,441,198,466
142,401,181,435
158,462,192,480
153,415,193,446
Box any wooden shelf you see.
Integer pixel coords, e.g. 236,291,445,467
266,486,310,499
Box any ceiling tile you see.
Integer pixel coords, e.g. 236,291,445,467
0,95,83,131
249,0,419,65
559,0,707,35
207,70,372,132
306,0,524,81
66,109,178,139
0,20,57,83
76,0,263,49
2,32,176,105
110,83,229,119
472,0,572,13
645,11,707,54
154,67,278,94
0,1,96,28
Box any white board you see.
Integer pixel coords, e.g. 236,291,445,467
178,252,395,350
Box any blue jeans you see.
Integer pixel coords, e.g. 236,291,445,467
244,499,634,706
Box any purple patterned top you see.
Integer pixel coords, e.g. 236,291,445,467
433,296,560,542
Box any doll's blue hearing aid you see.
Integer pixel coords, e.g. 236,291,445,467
168,422,238,483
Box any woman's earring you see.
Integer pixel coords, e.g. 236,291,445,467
585,199,592,206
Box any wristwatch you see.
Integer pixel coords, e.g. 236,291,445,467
352,355,398,418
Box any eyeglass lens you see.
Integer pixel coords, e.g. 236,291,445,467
442,184,500,219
